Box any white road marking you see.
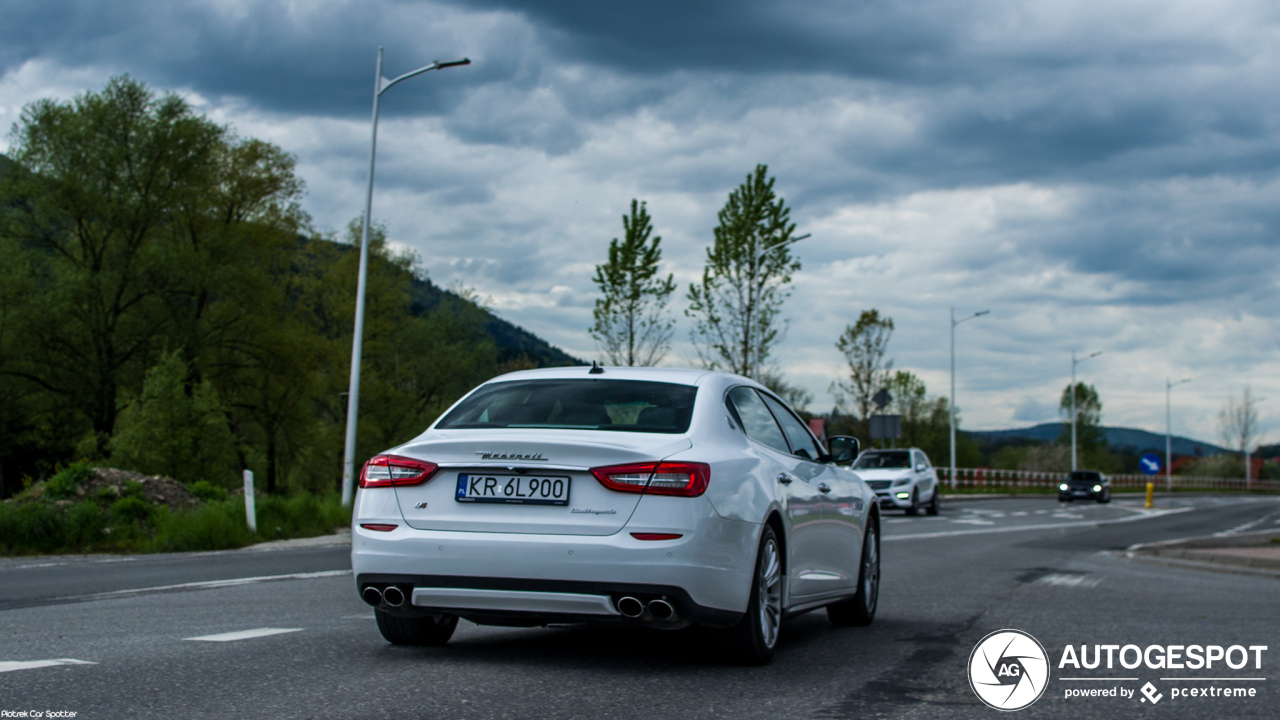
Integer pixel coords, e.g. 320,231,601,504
1034,510,1048,515
185,627,303,642
887,506,1195,540
343,614,376,620
0,659,96,673
1036,573,1101,588
1012,511,1028,516
951,518,995,526
54,569,351,602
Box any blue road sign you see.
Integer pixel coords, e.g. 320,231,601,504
1139,453,1162,476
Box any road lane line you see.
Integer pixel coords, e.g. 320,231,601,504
52,569,351,602
0,659,96,673
185,628,303,642
886,506,1195,540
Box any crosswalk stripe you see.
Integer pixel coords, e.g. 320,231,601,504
185,627,303,642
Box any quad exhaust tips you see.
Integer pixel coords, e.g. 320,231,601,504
361,585,406,608
382,586,406,607
616,596,644,618
647,598,676,621
615,596,678,621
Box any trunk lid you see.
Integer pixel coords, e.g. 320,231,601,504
390,430,693,535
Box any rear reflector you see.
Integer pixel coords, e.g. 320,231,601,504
630,533,683,541
359,455,438,488
360,523,398,532
591,461,710,497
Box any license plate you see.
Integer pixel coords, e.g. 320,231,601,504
455,473,571,505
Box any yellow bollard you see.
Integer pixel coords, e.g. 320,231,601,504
1145,482,1154,509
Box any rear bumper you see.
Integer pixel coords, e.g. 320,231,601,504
356,572,742,627
350,493,760,626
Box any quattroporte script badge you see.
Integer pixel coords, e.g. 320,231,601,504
969,629,1050,711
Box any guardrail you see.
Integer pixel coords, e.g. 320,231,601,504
936,467,1280,493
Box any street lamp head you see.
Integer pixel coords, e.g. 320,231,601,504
435,58,471,69
974,310,991,317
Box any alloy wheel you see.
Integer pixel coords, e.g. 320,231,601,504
757,537,783,649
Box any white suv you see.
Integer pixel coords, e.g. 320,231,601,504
852,448,940,515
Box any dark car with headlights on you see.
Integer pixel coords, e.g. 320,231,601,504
1058,470,1110,503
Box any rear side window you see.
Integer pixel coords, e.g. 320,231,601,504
726,387,790,454
760,393,823,461
437,380,697,433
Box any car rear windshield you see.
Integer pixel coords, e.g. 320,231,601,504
854,451,911,469
436,379,698,433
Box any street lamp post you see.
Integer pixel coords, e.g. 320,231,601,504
341,48,470,507
949,308,989,489
748,234,808,381
1165,377,1191,493
1069,350,1102,472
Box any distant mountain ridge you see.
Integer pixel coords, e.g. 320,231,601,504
405,273,582,368
965,423,1230,457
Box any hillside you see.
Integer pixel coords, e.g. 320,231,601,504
404,273,581,368
965,423,1229,457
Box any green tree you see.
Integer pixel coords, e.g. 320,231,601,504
590,200,676,366
1059,382,1104,449
833,310,895,422
109,351,237,485
686,165,802,376
2,77,226,456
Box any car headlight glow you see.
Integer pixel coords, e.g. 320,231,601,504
1093,484,1102,492
896,492,910,499
1059,483,1069,491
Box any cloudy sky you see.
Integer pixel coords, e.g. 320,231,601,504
3,0,1278,443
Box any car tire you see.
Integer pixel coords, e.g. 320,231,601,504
905,488,920,516
722,526,783,666
375,609,459,646
926,487,940,516
828,518,879,627
1098,490,1111,504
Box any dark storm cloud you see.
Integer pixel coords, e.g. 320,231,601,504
0,0,491,117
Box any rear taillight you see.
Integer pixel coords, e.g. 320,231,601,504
591,461,710,497
359,454,438,488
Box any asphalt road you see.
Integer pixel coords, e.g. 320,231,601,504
1,494,1277,719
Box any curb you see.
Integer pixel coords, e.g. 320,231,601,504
241,529,351,552
1123,529,1280,578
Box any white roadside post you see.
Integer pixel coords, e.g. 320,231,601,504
341,49,471,507
243,470,257,533
949,308,989,490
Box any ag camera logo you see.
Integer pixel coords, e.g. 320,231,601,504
969,629,1050,711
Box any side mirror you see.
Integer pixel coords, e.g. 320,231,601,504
827,436,860,466
915,463,926,472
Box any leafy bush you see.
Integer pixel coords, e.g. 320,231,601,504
0,502,67,553
187,480,228,503
0,490,349,556
44,461,95,500
110,496,155,525
122,480,144,499
148,500,254,552
66,501,107,547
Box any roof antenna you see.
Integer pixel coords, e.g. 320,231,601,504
589,361,605,374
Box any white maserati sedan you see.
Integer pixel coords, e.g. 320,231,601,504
351,366,880,664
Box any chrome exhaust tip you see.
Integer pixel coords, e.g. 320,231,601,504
616,596,644,618
361,586,384,607
382,585,406,607
647,598,676,621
